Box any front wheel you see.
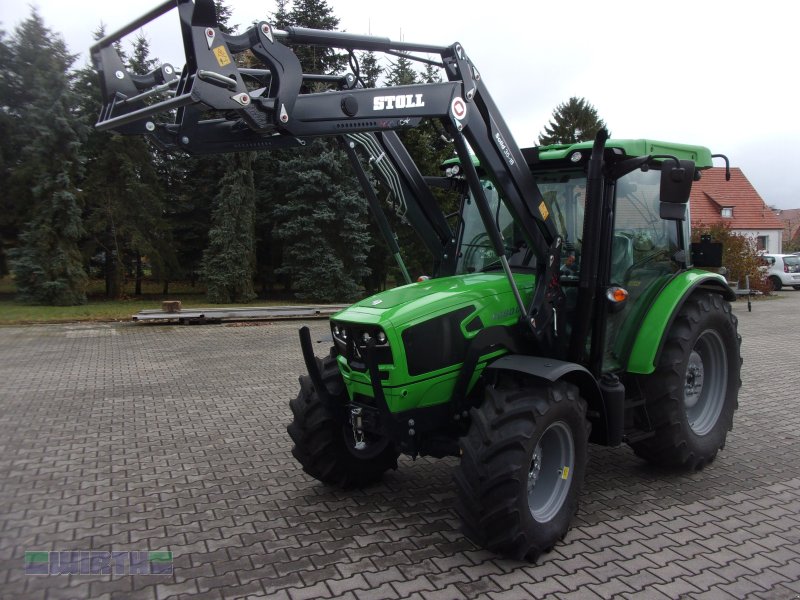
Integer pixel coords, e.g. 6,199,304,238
770,276,783,291
454,379,589,562
793,285,800,291
630,292,741,470
287,353,399,488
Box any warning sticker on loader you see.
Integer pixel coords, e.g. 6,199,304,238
539,201,549,221
213,46,231,67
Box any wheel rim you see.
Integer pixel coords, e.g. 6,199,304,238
527,421,574,522
683,329,728,436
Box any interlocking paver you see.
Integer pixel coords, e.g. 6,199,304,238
2,292,800,599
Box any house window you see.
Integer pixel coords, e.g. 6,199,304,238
756,235,768,251
721,207,733,218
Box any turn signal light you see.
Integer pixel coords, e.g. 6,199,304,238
606,287,629,303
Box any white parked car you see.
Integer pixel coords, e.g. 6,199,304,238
761,254,800,291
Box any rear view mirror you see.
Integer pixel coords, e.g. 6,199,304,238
659,159,696,221
660,159,696,204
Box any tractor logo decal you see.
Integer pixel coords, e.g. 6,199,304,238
373,94,425,111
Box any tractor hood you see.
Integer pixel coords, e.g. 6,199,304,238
333,272,535,328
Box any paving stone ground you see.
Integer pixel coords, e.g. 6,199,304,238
1,291,800,600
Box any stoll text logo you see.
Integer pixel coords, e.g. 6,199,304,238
25,551,173,575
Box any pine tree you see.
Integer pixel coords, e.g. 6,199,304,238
76,31,173,299
0,27,15,275
380,56,454,282
538,97,607,145
214,0,236,34
385,54,417,86
358,51,383,88
202,152,257,303
271,0,292,28
192,0,259,303
250,0,373,301
288,0,345,73
271,140,371,302
7,9,88,305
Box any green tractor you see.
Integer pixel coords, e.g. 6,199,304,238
93,0,741,561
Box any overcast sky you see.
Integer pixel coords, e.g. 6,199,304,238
2,0,798,208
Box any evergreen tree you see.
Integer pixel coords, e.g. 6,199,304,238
271,0,292,28
7,9,88,304
421,61,441,84
214,0,235,33
250,0,374,300
75,31,173,299
288,0,345,73
202,152,257,303
358,51,383,88
271,140,371,302
192,0,260,302
0,28,15,275
538,96,607,145
380,57,455,281
385,54,417,86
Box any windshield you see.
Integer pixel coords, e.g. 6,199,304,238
456,182,518,274
455,172,588,276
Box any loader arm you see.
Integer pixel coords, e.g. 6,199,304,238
91,0,564,341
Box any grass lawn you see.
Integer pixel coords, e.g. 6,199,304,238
0,277,296,325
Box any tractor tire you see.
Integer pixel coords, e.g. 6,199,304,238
287,353,398,488
630,292,741,471
454,379,590,562
770,276,782,291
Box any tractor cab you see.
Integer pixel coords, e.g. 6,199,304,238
451,139,720,372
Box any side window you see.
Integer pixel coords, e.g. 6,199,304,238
604,167,680,371
610,168,679,284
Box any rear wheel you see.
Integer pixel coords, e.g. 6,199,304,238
630,292,741,470
287,353,398,487
793,286,800,291
454,379,589,561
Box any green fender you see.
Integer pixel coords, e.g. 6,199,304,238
626,270,736,375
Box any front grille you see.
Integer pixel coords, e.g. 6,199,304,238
331,321,393,370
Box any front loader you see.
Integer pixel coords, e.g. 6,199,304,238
93,0,741,561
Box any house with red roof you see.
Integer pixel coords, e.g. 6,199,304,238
690,167,783,252
773,208,800,247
